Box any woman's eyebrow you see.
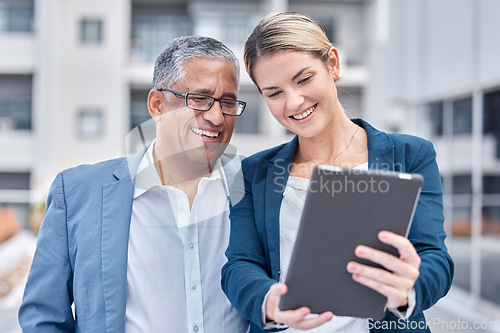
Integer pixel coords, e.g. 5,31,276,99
291,67,311,82
261,66,312,91
262,86,279,91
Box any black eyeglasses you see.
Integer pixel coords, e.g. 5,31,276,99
157,88,246,116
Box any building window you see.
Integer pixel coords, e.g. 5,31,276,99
0,98,31,130
0,172,30,190
427,102,444,136
453,174,472,194
131,4,192,62
484,89,500,158
453,97,472,134
80,18,103,44
0,0,34,32
219,14,256,45
77,109,104,138
450,205,472,237
483,175,500,194
0,172,30,229
234,90,260,134
315,17,336,44
0,75,32,131
483,206,500,236
426,97,472,137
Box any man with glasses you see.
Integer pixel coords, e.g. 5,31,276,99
19,36,249,332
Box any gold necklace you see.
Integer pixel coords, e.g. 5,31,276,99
297,125,360,165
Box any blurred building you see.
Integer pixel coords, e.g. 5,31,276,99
366,0,500,327
0,1,370,330
0,0,370,227
1,0,499,331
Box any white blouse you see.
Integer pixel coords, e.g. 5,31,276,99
278,163,369,333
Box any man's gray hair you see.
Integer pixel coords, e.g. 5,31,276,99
152,36,240,90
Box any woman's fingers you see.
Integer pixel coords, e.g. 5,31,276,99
346,261,415,291
275,310,334,330
273,307,310,325
346,231,422,309
352,245,420,280
350,272,410,308
347,260,415,308
265,283,287,322
378,231,421,267
265,283,333,329
352,231,420,278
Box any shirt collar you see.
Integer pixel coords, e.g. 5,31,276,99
134,139,229,199
209,157,230,197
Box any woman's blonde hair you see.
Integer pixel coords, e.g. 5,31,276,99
244,11,333,90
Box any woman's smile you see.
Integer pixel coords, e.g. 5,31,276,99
290,104,317,121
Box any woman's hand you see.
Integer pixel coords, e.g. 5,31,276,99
265,283,334,329
346,231,421,309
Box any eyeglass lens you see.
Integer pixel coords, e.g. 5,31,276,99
186,94,241,115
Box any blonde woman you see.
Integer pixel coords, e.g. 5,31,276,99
222,12,453,333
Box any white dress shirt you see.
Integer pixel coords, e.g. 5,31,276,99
262,162,415,332
125,141,249,333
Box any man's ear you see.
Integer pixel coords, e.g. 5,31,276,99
147,89,164,121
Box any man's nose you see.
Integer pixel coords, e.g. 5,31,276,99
202,101,225,126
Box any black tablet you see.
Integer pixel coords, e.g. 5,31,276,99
279,165,424,320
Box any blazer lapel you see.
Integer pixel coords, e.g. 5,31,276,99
354,119,396,171
265,137,298,280
101,148,146,332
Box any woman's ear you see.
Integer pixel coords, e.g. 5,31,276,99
327,47,340,80
147,89,164,121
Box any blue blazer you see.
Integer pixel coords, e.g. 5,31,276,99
19,147,244,333
222,119,454,333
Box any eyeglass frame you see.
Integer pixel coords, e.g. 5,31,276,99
157,88,246,116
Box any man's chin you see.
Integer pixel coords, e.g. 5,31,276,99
183,143,228,165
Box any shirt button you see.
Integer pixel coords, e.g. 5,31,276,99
191,283,197,290
189,243,194,249
193,325,199,332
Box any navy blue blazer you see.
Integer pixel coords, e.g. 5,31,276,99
222,119,454,333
